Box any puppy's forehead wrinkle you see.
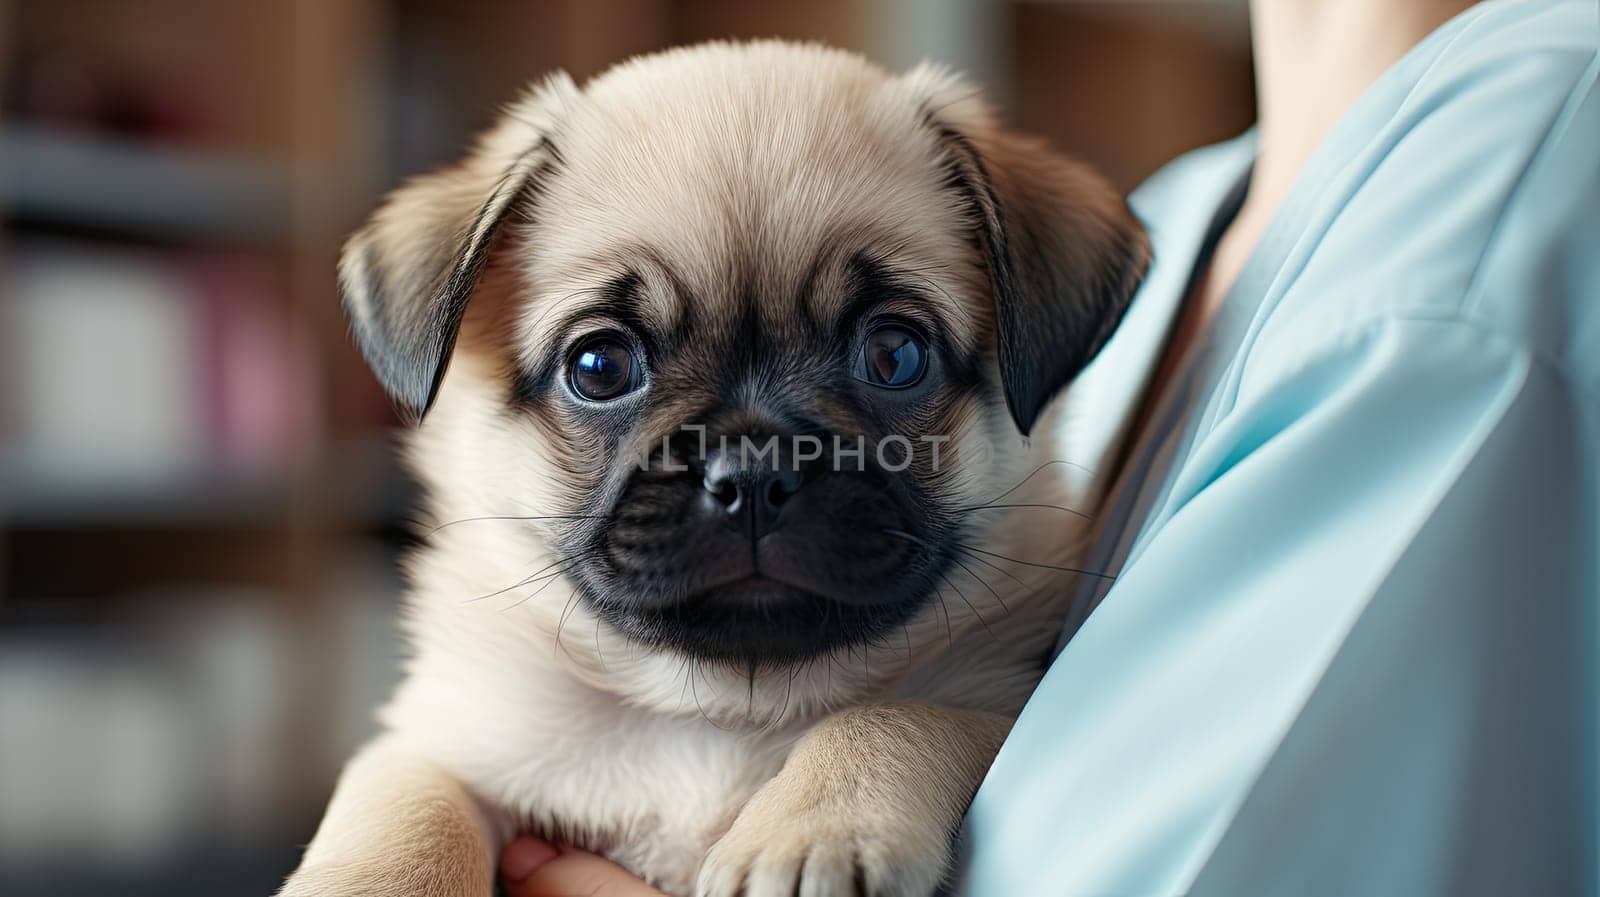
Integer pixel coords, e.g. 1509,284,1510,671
529,231,929,341
517,43,982,343
515,247,684,358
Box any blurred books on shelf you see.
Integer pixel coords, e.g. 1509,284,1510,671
0,240,316,523
0,568,405,897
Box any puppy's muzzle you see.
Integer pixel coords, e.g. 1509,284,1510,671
582,415,943,664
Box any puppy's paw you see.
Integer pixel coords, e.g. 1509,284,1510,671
695,790,950,897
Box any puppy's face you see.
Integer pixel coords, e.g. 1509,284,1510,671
340,44,1146,677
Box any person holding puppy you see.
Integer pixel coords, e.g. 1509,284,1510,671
497,0,1599,895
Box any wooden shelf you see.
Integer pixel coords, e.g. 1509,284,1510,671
0,469,291,528
0,123,292,243
0,437,412,531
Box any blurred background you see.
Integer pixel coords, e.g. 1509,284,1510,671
0,2,1252,894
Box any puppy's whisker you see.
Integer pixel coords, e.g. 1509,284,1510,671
466,549,595,604
553,588,584,659
676,654,694,709
687,658,736,732
880,527,926,548
883,527,1004,618
937,571,996,641
466,571,551,605
954,547,1027,590
426,513,602,536
768,662,798,732
955,502,1093,521
960,545,1118,581
974,459,1099,509
744,658,759,719
949,554,1009,614
934,589,954,647
501,564,582,613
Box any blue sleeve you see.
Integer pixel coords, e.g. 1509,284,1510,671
959,8,1600,895
960,313,1597,896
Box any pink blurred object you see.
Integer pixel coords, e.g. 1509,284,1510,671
190,253,316,474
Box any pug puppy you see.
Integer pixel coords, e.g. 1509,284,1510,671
281,41,1146,897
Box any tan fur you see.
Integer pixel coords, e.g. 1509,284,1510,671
283,40,1143,897
701,704,1011,897
281,738,502,897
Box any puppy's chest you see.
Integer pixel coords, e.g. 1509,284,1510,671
494,710,798,892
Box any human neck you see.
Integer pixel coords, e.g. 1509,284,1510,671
1248,0,1477,208
1181,0,1476,320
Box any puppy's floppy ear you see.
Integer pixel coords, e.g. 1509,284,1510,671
908,66,1151,436
338,73,578,422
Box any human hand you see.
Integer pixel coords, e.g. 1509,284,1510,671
500,836,668,897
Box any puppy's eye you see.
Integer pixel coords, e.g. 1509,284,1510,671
569,336,641,401
854,322,927,389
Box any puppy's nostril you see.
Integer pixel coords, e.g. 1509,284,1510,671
704,475,741,510
764,477,788,509
763,468,803,510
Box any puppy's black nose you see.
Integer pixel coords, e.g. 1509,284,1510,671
701,444,808,538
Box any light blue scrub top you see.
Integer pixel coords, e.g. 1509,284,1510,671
960,1,1600,894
